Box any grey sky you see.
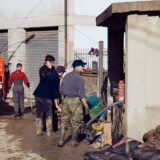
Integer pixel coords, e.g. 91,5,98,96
75,0,151,16
74,0,151,49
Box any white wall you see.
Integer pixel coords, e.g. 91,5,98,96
0,0,64,29
8,28,26,72
0,0,65,66
126,14,160,141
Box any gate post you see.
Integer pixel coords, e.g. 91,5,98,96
98,41,103,96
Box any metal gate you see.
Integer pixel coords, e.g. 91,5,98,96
0,31,8,64
26,29,58,98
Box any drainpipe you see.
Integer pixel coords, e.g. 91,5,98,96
64,0,67,67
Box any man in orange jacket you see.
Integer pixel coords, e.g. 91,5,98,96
0,57,5,101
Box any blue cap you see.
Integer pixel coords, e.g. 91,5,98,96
57,65,65,73
72,60,87,68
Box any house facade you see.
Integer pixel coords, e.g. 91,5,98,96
0,0,97,97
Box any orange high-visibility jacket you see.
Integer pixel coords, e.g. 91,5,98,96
0,57,5,100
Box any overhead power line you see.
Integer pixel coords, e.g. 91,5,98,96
0,0,43,52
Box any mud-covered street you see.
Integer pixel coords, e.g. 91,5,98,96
0,102,87,160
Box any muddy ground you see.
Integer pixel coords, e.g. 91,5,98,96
0,102,89,160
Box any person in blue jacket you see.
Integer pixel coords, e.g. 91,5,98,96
33,66,65,136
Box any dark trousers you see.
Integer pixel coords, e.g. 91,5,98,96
35,97,52,119
42,100,58,131
13,86,24,114
52,102,58,131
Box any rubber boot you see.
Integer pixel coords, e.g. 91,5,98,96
14,113,20,120
71,127,79,147
46,117,54,136
36,118,43,136
58,126,66,147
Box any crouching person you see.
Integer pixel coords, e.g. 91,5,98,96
33,71,62,136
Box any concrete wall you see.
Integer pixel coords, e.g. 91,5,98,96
8,29,26,72
58,26,65,65
125,14,160,141
83,75,98,96
0,0,66,69
0,0,64,29
0,0,65,67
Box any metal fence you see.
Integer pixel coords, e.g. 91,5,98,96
74,48,108,71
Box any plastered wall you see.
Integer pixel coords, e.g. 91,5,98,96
125,14,160,141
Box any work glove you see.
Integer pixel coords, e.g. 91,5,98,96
26,82,30,88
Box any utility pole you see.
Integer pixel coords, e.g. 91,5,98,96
64,0,67,67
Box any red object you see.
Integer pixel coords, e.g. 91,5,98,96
118,80,125,102
8,70,29,88
112,135,127,148
0,75,2,90
0,57,5,99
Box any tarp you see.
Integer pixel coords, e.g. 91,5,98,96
83,140,160,160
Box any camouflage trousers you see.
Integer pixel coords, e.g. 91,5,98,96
61,97,83,130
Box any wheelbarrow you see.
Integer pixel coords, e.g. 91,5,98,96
79,95,123,144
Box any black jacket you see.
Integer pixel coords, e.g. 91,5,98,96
39,65,55,81
34,71,60,99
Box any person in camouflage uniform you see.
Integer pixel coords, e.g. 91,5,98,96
58,60,89,147
61,97,83,142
